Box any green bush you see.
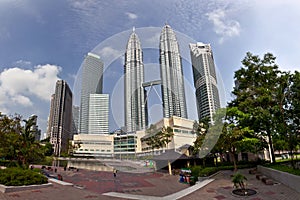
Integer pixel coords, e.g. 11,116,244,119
190,166,202,181
0,160,18,168
198,164,256,177
199,167,219,177
0,168,48,186
232,173,247,189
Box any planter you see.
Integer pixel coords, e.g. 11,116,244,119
257,165,300,193
232,189,257,197
0,183,52,193
198,176,208,182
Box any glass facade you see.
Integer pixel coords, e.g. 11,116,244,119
80,52,104,134
48,80,73,156
88,94,109,134
159,25,187,119
189,43,220,123
124,30,147,132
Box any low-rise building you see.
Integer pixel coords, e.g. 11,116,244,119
140,116,197,154
71,116,197,158
72,134,114,157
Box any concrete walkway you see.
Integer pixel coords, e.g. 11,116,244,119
103,179,214,200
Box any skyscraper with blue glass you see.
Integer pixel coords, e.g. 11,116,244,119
124,29,147,132
79,52,104,134
159,24,187,119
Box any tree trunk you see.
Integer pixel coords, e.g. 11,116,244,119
168,160,172,175
230,149,237,171
214,154,218,167
267,131,276,163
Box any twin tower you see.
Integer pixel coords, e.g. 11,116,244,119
125,25,187,132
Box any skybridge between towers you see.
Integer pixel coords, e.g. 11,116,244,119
142,80,162,88
142,79,162,109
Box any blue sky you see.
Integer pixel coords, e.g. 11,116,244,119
0,0,299,136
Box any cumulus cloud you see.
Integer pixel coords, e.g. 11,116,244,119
206,8,241,43
125,12,138,20
0,64,61,112
11,95,33,106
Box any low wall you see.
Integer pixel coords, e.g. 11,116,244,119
257,165,300,193
0,183,52,193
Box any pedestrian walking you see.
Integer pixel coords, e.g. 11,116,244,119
113,168,117,178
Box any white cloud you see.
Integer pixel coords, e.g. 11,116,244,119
97,46,123,63
206,8,240,44
69,0,98,10
0,64,61,112
11,95,33,106
125,12,138,20
12,60,32,68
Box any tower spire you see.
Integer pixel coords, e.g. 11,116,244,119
132,26,135,32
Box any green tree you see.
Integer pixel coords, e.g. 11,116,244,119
0,114,46,167
16,117,44,167
0,113,22,161
160,126,174,150
192,117,209,155
217,107,253,171
231,52,282,163
276,71,300,167
142,126,173,154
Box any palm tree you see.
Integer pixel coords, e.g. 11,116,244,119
161,126,173,151
17,117,44,167
232,173,247,191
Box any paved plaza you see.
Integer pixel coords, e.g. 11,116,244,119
0,167,299,200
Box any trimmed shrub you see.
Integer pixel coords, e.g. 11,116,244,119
198,164,256,177
266,164,300,176
0,168,48,186
199,167,219,177
190,166,202,181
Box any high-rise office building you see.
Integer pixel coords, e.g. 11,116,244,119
47,94,55,139
72,105,80,136
80,52,104,134
124,29,147,132
29,114,41,141
48,80,73,156
189,42,220,123
159,24,187,118
88,94,109,134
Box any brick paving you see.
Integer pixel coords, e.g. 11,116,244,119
180,169,300,200
0,167,299,200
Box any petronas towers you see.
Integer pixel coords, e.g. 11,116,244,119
124,29,147,132
160,25,187,119
124,25,187,132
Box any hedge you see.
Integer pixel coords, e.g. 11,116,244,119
0,168,48,186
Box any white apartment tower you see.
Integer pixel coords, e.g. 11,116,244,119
88,94,109,134
189,42,220,122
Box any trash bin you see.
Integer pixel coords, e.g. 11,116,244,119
186,175,190,184
179,174,184,183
